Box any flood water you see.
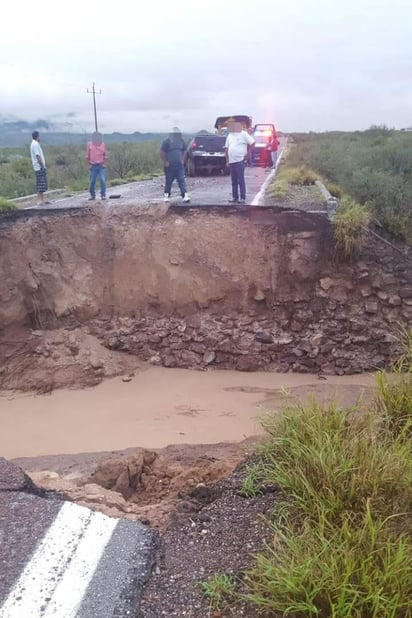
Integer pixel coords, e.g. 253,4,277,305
0,367,373,459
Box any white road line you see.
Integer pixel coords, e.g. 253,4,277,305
251,139,288,206
0,502,117,618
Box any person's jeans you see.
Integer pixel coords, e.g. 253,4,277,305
164,162,187,197
89,164,106,198
229,160,246,201
271,150,278,169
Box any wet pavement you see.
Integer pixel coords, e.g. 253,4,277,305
22,139,287,211
0,459,156,617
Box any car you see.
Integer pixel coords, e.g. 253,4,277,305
186,134,228,176
250,133,272,167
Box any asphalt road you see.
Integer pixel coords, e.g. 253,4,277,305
0,459,156,618
23,138,287,211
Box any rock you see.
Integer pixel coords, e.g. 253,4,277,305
388,295,401,306
360,286,372,297
399,286,412,299
115,470,132,498
149,354,162,366
365,301,379,314
90,458,127,490
320,277,333,291
203,350,216,365
107,336,121,349
254,289,266,302
90,358,104,369
377,291,388,300
179,350,202,365
163,355,177,367
255,331,273,344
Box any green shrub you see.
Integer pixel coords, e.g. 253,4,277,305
333,197,370,261
0,196,16,211
286,130,412,244
280,166,319,186
325,181,343,198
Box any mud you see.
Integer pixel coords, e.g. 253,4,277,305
1,367,373,460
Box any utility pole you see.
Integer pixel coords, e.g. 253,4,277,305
87,82,102,132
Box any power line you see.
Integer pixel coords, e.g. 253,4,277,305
87,82,102,132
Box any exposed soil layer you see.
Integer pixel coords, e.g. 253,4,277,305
138,462,276,617
18,442,250,531
1,206,411,393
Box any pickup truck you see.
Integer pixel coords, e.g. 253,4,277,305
214,115,252,135
185,134,228,176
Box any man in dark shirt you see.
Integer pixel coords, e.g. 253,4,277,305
160,127,190,202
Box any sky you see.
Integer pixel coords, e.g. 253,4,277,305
1,0,411,134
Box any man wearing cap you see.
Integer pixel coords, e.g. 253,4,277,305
160,127,190,202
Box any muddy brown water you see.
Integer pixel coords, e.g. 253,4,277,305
0,367,373,459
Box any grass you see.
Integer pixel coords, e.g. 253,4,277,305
200,573,236,613
0,196,16,211
376,329,412,439
245,507,412,617
236,340,412,617
239,463,265,498
333,196,370,261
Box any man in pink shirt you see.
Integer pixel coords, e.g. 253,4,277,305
86,132,107,200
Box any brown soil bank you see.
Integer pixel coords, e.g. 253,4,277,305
0,204,411,390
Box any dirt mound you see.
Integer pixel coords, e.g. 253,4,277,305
0,326,142,392
27,446,243,529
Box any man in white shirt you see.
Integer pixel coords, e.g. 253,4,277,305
30,131,48,205
224,122,255,203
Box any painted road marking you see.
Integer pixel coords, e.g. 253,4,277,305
251,138,288,206
0,501,117,618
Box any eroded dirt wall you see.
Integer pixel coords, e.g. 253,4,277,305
0,206,328,329
0,205,411,383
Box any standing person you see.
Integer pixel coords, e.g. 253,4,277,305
30,131,48,205
269,133,280,169
247,126,255,167
224,122,255,204
86,132,107,201
160,127,190,202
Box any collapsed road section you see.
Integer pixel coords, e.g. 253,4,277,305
0,203,411,392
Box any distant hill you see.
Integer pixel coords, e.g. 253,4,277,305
0,131,196,148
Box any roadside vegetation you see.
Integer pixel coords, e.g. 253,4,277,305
203,333,412,616
288,126,412,244
0,196,16,211
0,141,163,199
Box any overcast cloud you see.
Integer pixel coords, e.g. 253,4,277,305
1,0,411,133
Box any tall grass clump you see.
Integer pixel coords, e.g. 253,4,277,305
0,196,15,211
268,165,319,199
333,197,370,261
259,400,412,526
241,350,412,617
376,328,412,439
245,507,412,617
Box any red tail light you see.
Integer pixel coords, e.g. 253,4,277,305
191,142,197,148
